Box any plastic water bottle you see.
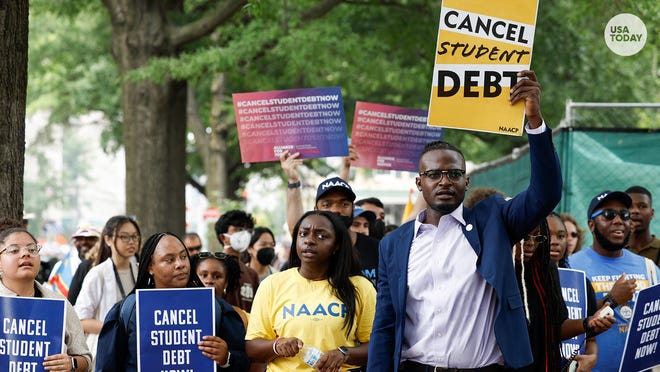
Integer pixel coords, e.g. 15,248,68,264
299,345,324,368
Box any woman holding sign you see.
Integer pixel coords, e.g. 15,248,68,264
0,228,91,371
98,232,249,371
245,210,377,372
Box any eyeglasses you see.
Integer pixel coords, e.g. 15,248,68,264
0,243,42,255
590,209,631,221
569,232,579,238
195,252,229,260
418,169,466,182
524,235,547,244
116,234,141,243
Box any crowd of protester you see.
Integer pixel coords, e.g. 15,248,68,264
2,71,659,371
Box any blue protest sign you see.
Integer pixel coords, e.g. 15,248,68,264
558,268,588,359
136,287,216,372
0,296,66,372
619,284,660,372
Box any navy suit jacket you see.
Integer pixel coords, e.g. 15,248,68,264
367,128,562,371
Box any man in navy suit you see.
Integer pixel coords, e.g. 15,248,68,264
367,70,562,372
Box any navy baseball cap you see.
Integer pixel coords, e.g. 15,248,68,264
587,190,632,219
315,177,356,203
353,207,376,224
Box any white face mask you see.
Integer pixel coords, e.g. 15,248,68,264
225,230,252,253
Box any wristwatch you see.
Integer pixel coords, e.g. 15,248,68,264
337,346,350,362
287,180,302,189
71,356,77,371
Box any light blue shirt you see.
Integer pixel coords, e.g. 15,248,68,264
402,206,504,368
570,247,660,372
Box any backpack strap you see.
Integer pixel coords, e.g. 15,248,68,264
119,294,137,332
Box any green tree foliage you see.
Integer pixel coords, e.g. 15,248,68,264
27,9,122,152
533,0,659,127
26,0,659,220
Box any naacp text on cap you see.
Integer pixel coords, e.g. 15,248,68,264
320,179,351,191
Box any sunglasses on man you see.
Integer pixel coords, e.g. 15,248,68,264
590,209,631,221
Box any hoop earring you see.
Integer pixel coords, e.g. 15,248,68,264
147,274,154,287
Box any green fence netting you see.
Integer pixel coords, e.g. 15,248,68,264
469,127,660,247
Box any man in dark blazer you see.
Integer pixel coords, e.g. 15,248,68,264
367,70,562,371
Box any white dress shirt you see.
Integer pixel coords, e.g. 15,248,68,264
401,206,504,368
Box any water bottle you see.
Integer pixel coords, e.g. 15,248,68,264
299,345,324,368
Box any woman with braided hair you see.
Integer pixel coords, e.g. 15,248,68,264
515,217,566,371
97,232,249,371
514,217,614,372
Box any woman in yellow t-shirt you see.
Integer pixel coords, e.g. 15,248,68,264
246,211,376,372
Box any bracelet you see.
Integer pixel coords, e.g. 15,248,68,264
287,180,302,189
603,293,619,308
273,337,281,356
583,317,594,336
219,350,231,368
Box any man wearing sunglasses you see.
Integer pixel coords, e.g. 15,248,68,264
570,190,660,372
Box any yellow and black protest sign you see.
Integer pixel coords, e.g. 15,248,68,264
428,0,539,135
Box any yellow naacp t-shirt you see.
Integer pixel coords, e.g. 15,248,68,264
245,268,376,371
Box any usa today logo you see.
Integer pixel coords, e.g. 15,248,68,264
604,13,647,56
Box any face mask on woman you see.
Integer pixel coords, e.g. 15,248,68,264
256,247,276,266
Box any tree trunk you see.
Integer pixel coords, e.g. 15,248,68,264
103,0,187,238
207,73,229,204
0,0,28,221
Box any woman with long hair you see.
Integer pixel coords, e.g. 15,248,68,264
515,216,614,372
0,228,91,371
246,211,376,371
192,251,265,372
561,213,586,256
74,215,140,362
99,232,248,371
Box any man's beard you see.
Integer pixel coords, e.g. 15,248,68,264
594,225,629,252
432,202,460,215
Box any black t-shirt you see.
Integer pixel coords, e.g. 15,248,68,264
355,233,379,287
68,259,94,305
586,278,597,316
